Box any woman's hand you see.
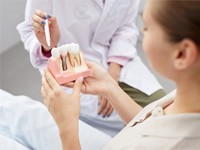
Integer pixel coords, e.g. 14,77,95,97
97,62,122,117
41,69,83,131
32,9,60,51
41,69,82,149
64,61,118,97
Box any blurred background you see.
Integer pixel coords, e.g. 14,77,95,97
0,0,175,102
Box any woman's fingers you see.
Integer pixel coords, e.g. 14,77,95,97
41,86,46,98
72,77,83,96
41,75,51,109
42,75,51,94
44,69,60,91
63,82,74,88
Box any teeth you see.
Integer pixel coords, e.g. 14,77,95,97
68,43,81,67
51,48,62,71
59,45,69,71
51,48,60,58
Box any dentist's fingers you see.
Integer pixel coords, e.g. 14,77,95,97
32,13,45,26
107,106,114,116
35,9,47,20
98,96,113,117
32,9,52,33
32,21,44,32
102,102,113,117
98,96,107,115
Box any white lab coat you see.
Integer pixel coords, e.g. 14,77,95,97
17,0,162,136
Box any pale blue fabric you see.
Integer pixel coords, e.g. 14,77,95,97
0,134,29,150
0,89,111,150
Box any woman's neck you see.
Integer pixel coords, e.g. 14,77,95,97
165,78,200,114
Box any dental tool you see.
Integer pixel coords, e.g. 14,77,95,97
44,17,51,47
60,44,68,71
68,43,81,67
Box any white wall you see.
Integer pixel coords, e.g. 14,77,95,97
0,0,26,54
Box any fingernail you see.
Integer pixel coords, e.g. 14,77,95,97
41,20,46,25
47,14,51,18
43,15,48,19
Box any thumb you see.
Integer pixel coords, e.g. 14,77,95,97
73,77,83,95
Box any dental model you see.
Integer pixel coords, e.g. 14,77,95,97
68,43,81,67
48,43,92,84
60,44,69,71
51,48,62,71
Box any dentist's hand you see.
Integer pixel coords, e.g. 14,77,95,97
41,69,83,131
98,96,113,117
32,9,60,51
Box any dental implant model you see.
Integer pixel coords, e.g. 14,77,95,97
51,48,62,71
47,43,92,84
68,43,81,67
60,44,69,71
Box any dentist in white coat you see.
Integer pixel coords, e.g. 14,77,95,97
17,0,165,137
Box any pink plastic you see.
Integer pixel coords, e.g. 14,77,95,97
48,52,92,85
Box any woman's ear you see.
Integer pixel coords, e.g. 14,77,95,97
173,39,198,70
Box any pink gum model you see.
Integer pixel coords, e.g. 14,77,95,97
48,52,92,85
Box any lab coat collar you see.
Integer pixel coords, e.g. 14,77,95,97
94,0,116,27
93,0,129,41
94,0,104,9
94,0,115,9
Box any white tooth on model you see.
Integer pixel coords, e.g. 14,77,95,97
60,45,68,71
51,47,60,58
51,48,61,70
68,43,81,67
